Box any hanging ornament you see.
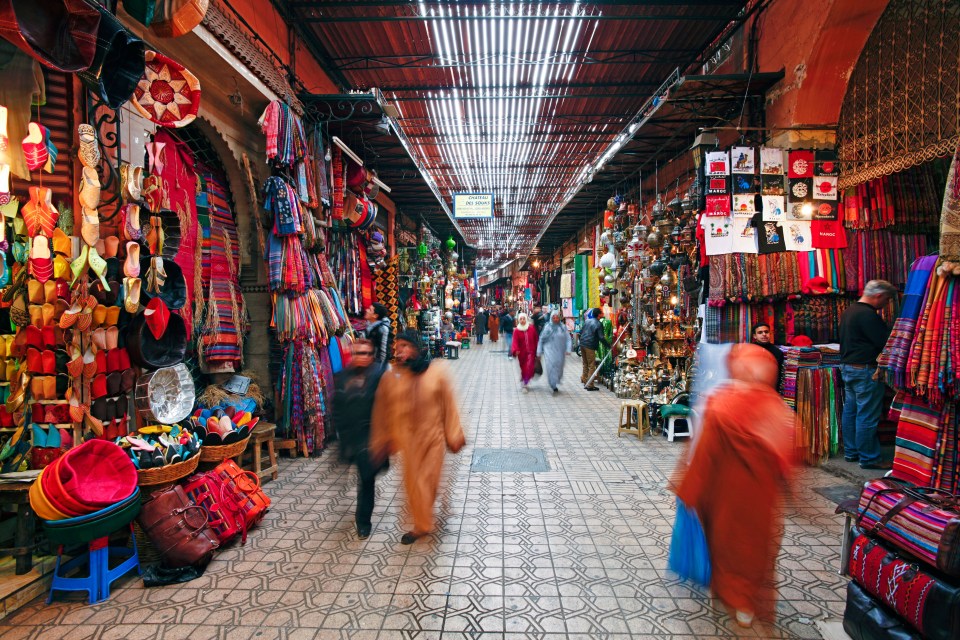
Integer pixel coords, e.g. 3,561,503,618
446,236,456,250
418,241,428,257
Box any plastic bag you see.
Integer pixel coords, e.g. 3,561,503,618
668,497,712,587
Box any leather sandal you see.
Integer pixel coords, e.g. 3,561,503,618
29,235,53,283
79,166,100,209
123,241,140,277
69,244,89,286
77,124,100,169
87,245,111,291
124,277,141,313
80,206,100,247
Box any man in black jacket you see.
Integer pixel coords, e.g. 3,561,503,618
579,308,610,391
364,303,392,364
500,309,516,357
333,339,387,538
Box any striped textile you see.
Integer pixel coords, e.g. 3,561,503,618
892,392,943,486
858,478,960,576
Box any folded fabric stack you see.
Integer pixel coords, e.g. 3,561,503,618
780,346,823,409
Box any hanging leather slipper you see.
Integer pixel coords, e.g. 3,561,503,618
80,206,100,247
79,166,100,210
30,236,53,284
77,124,100,169
0,0,100,73
22,123,48,172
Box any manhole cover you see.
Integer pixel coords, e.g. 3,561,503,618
813,485,860,505
470,448,550,473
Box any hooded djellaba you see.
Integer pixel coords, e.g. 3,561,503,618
673,343,797,627
370,330,466,544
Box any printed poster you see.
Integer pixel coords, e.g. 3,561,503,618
816,150,839,176
814,176,838,200
760,147,784,175
761,175,785,196
732,174,760,194
703,216,733,256
732,194,756,216
788,150,814,178
731,216,758,254
762,195,785,222
705,151,729,176
730,146,755,174
787,200,815,221
788,178,813,201
783,221,813,252
813,200,839,221
706,177,729,195
704,194,731,216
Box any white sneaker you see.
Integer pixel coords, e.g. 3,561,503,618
521,386,529,394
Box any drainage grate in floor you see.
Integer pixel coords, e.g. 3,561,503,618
813,484,860,506
470,448,551,473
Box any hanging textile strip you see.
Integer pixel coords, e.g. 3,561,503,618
258,101,307,168
264,176,303,237
880,255,938,389
892,392,943,487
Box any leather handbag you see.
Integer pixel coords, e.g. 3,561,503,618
857,478,960,577
182,472,242,545
844,580,921,640
138,485,219,567
848,530,960,640
212,459,270,534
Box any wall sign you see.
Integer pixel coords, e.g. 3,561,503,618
453,193,494,219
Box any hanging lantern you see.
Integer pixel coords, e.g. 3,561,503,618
418,241,428,257
446,236,456,250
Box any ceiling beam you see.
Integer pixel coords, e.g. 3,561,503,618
302,14,743,24
293,1,742,7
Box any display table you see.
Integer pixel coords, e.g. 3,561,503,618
0,482,35,575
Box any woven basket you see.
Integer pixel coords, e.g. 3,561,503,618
199,436,250,462
136,454,200,488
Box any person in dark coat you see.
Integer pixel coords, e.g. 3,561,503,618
474,308,488,344
532,305,549,335
364,303,392,364
333,339,387,539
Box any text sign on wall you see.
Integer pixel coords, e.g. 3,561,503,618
453,193,494,219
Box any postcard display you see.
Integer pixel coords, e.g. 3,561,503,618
701,146,935,346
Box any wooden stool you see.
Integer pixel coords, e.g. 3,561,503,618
617,400,650,440
240,423,278,482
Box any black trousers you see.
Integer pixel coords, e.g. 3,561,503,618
355,456,378,527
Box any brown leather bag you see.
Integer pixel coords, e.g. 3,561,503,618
138,485,219,568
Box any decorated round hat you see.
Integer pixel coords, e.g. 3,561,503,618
132,50,201,128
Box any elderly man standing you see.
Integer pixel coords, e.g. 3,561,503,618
839,279,897,470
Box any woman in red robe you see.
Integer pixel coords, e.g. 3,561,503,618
674,343,797,627
510,313,539,392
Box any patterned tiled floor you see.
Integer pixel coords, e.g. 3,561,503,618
1,339,854,639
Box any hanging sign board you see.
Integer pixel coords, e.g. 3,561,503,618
453,193,494,219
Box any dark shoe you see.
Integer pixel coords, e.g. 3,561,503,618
400,531,424,545
860,461,892,470
844,456,859,463
357,524,371,540
585,386,599,392
552,388,558,396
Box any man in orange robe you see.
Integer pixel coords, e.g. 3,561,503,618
675,343,797,626
370,330,466,544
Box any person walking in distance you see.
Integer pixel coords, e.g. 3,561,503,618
370,330,466,544
579,308,610,391
333,339,387,539
488,308,500,343
750,323,784,393
500,308,516,357
364,303,392,364
474,307,488,345
839,279,897,469
510,312,538,392
532,305,548,335
537,310,572,395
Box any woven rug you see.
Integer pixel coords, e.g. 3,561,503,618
940,142,960,260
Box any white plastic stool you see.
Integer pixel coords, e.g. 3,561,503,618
665,415,691,441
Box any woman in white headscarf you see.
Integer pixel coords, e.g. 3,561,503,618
510,313,539,392
536,310,572,395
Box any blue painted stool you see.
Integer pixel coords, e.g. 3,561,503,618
43,489,142,604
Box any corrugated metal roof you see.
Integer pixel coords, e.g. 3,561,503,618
293,1,751,269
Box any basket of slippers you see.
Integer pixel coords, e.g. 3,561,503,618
194,400,258,462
